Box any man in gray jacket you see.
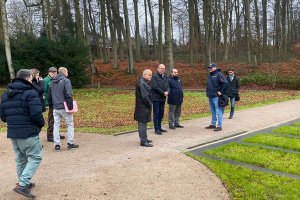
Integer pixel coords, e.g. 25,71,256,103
49,67,79,151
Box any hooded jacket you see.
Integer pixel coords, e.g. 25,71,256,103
0,79,45,138
206,69,228,98
48,73,73,110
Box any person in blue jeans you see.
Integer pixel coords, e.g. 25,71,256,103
226,69,240,119
151,64,170,135
0,69,45,199
205,63,228,131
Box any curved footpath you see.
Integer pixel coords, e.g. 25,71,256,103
1,99,300,200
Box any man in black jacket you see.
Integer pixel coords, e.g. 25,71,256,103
151,64,170,135
0,69,45,199
226,69,240,119
134,69,153,147
205,63,228,131
168,68,184,129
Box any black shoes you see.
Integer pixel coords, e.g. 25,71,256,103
13,184,35,199
169,125,176,130
47,137,54,142
47,135,65,142
155,130,162,135
55,145,60,151
229,116,233,119
205,125,216,129
67,143,79,149
160,129,167,133
147,139,153,143
214,127,222,131
175,124,184,128
140,142,153,147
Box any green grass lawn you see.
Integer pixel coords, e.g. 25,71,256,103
273,126,300,136
243,133,300,151
187,153,300,200
1,88,300,134
188,124,300,199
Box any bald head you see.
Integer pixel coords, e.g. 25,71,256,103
157,64,166,74
58,67,68,77
142,69,152,81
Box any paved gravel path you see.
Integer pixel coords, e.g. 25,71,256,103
1,99,300,200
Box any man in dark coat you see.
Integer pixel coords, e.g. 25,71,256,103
0,69,45,198
134,69,153,147
226,69,240,119
49,67,78,151
168,68,184,129
151,64,170,135
205,63,228,131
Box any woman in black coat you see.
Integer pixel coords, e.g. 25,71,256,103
226,69,240,119
31,68,46,112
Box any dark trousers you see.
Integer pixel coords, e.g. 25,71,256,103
168,104,182,126
153,101,165,131
229,96,236,117
47,107,54,138
138,122,148,143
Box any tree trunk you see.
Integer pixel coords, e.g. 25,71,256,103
188,0,195,66
262,0,267,48
147,0,157,58
0,0,15,80
83,0,89,46
45,0,53,39
107,0,118,69
254,0,261,60
244,0,252,64
74,0,84,40
234,0,241,53
158,0,163,63
99,0,108,64
133,0,140,62
123,0,135,74
144,0,149,59
203,0,212,66
164,0,174,75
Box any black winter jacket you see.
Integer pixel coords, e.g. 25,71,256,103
226,75,240,97
151,72,170,102
134,78,152,123
32,78,46,112
167,76,183,105
0,79,45,139
206,69,228,98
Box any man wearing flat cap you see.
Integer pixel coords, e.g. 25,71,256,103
205,63,228,131
43,67,65,142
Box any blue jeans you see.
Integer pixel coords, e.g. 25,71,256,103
229,96,236,117
153,101,165,131
11,136,42,187
208,97,225,127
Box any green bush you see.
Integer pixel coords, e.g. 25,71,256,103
0,34,91,88
241,72,300,89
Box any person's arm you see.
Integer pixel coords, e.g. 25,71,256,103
236,77,240,92
151,75,165,95
218,73,228,95
48,85,53,107
43,77,49,106
140,83,152,107
0,94,7,122
64,79,73,110
28,92,45,128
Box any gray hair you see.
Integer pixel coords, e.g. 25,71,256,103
16,69,32,80
142,69,152,77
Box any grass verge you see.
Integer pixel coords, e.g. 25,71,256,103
273,126,300,136
243,133,300,151
187,153,300,200
204,143,300,175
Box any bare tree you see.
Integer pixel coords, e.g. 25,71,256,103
164,0,174,74
133,0,141,62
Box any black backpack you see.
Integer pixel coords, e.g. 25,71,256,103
218,94,229,107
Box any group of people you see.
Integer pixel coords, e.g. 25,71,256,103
0,62,239,198
0,66,79,198
134,64,184,147
134,63,240,147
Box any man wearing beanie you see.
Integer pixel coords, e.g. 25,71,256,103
0,69,45,198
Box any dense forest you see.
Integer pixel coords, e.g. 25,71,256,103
1,0,300,87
